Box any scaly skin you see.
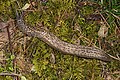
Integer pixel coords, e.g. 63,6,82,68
16,13,111,62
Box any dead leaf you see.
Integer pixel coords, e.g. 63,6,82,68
98,22,108,37
50,53,55,64
0,22,8,29
22,3,31,10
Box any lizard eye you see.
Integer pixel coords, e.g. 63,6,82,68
17,20,21,23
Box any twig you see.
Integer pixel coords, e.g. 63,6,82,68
28,0,36,10
112,71,120,74
99,12,110,28
106,10,120,21
96,10,110,28
0,72,21,77
107,54,120,61
6,23,12,54
24,34,26,53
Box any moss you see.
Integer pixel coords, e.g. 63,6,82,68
0,0,120,80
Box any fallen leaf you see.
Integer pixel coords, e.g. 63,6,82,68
22,3,31,10
98,22,108,37
0,22,8,29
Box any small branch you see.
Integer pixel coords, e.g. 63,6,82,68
0,72,21,77
108,54,120,61
96,10,110,28
106,11,120,21
112,71,120,74
6,24,12,54
99,12,110,28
